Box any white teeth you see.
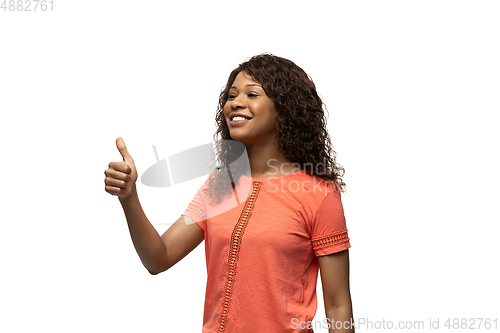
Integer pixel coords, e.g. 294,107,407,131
232,116,248,122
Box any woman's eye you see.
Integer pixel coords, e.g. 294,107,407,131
228,93,257,100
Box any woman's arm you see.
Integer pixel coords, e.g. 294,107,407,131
119,191,204,275
106,138,204,275
318,249,355,333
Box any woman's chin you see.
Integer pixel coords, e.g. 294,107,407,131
227,131,246,141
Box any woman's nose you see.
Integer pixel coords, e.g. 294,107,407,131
231,95,246,109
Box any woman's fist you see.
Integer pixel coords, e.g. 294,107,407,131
104,137,138,198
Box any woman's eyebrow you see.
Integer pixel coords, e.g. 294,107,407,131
230,84,262,89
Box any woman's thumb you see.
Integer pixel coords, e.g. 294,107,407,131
116,137,133,163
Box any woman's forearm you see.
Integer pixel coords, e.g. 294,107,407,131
326,305,355,333
119,186,168,274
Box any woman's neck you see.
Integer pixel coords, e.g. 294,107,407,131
245,142,299,179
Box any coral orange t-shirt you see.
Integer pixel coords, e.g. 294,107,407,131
182,170,351,333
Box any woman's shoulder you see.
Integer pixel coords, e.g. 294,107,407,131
265,170,338,199
295,170,338,193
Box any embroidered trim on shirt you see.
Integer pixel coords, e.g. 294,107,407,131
216,181,263,333
187,203,205,221
311,228,349,250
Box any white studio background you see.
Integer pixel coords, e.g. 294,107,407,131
1,1,499,332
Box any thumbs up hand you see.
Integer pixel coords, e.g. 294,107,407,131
105,137,138,198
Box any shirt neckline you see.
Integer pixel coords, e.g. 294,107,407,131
242,169,306,181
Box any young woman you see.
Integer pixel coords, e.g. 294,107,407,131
104,54,354,332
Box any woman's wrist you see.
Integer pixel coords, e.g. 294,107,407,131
118,184,138,205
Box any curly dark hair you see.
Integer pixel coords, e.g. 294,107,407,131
204,53,346,204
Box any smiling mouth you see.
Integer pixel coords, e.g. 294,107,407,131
231,116,252,122
229,117,252,126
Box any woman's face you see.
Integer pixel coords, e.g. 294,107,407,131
223,71,278,145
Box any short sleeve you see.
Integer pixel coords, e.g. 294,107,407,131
181,177,209,233
310,189,351,256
